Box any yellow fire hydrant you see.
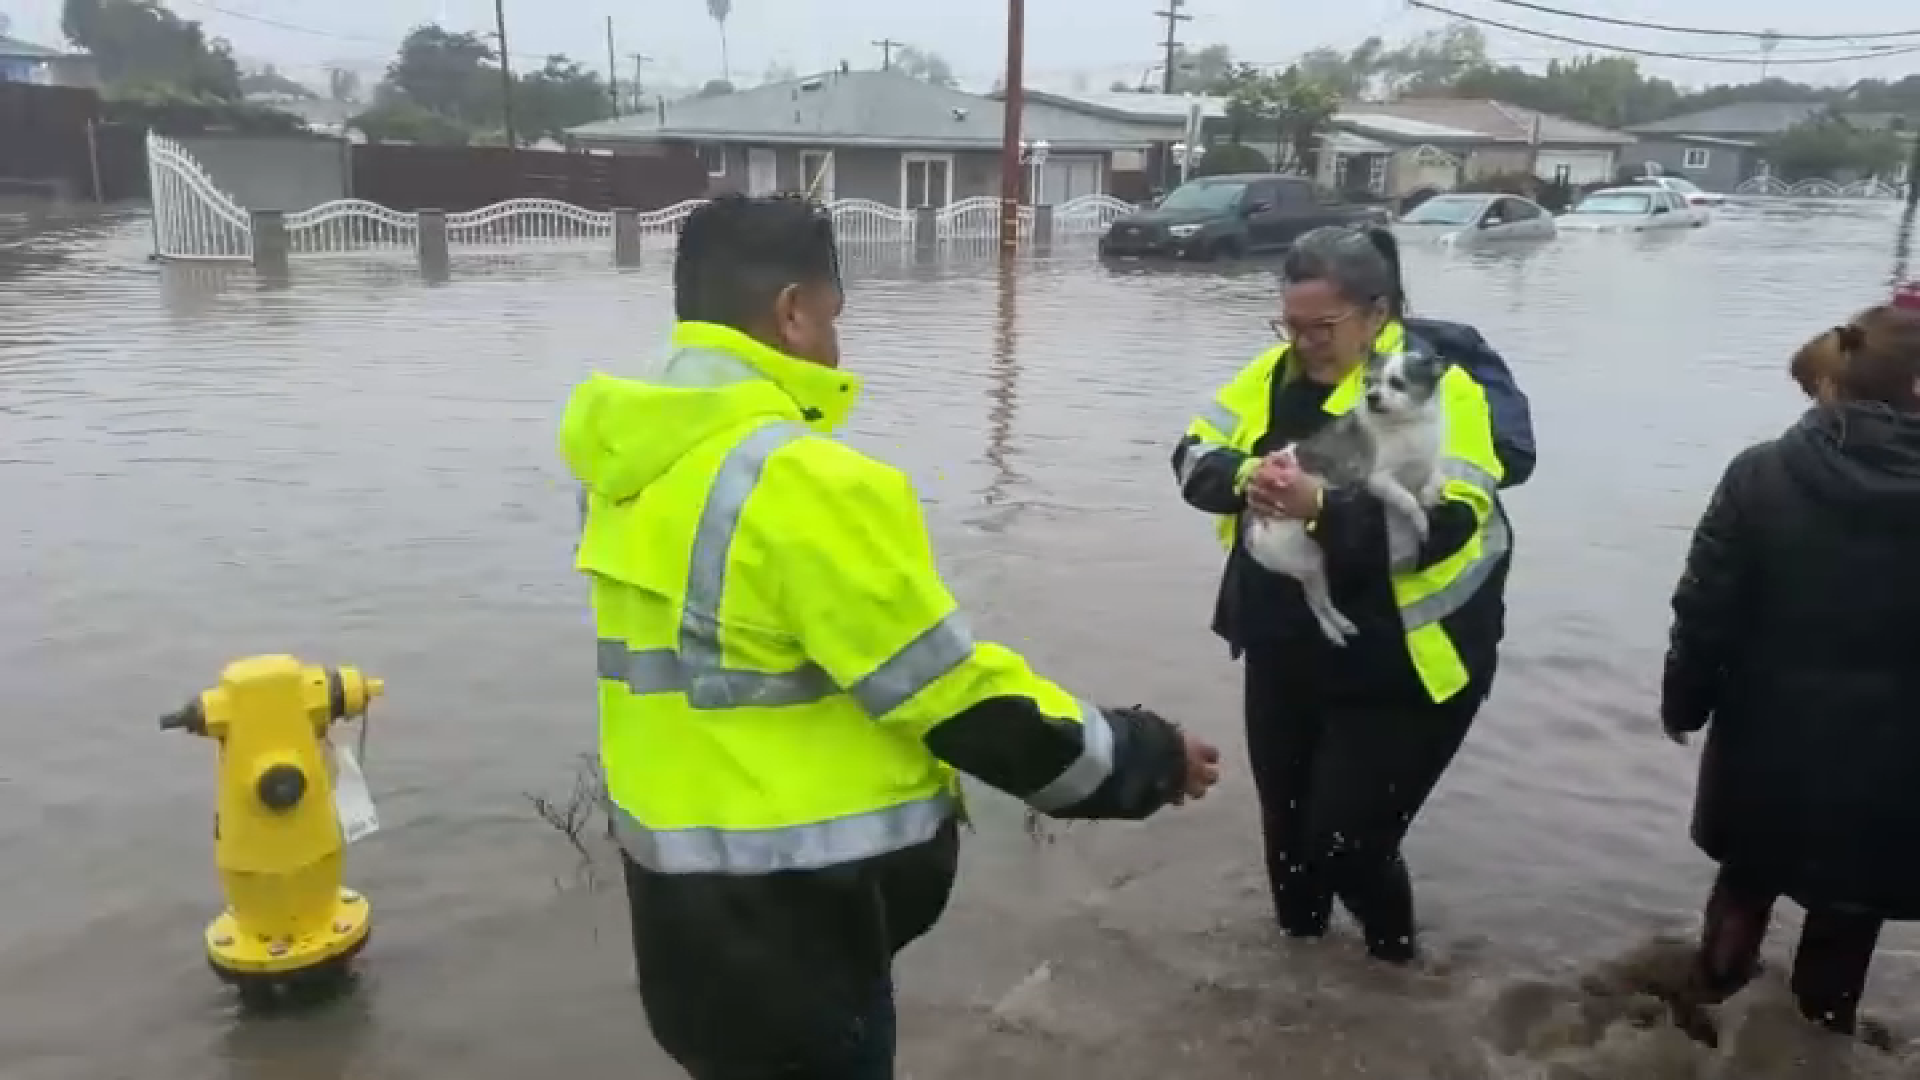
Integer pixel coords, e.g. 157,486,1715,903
159,654,383,1000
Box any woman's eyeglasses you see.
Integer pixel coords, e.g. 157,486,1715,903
1270,308,1358,342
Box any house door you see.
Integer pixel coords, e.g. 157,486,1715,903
798,150,836,202
901,155,953,209
1039,156,1103,203
747,148,778,196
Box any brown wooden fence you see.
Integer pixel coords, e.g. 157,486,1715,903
349,144,708,211
0,83,151,201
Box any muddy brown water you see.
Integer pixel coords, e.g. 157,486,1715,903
4,201,1918,1079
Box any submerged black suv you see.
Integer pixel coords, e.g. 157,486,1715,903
1099,173,1390,260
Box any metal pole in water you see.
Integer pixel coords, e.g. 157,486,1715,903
1893,132,1920,288
494,0,517,147
998,0,1026,257
604,17,620,117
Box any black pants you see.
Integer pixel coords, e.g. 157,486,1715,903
1696,862,1883,1036
620,825,957,1080
1242,651,1484,962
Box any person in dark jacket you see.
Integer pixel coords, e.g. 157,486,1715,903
1171,225,1532,964
1664,301,1920,1038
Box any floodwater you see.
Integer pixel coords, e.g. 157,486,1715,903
4,198,1919,1079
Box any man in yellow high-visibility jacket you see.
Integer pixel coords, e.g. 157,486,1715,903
561,195,1220,1080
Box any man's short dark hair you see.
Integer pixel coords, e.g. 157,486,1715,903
673,194,842,327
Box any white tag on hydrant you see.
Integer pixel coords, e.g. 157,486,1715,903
329,741,381,844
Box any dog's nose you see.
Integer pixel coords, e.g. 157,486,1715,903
1366,390,1385,409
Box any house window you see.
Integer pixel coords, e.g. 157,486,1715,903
900,153,954,209
1553,164,1572,185
1367,154,1388,195
697,143,727,178
1683,147,1711,170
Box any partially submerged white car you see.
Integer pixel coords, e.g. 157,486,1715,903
1634,175,1729,208
1557,186,1710,232
1395,193,1557,245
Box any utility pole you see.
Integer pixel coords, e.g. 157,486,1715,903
1759,30,1780,80
871,38,904,71
999,0,1026,256
628,54,651,111
493,0,516,147
1154,0,1190,94
605,17,619,116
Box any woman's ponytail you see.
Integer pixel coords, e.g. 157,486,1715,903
1363,225,1408,319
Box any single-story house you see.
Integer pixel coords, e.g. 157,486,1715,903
1327,99,1634,196
1625,103,1915,191
0,34,96,88
569,70,1164,209
1021,89,1632,198
1017,89,1257,192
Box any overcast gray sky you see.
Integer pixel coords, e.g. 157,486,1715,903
6,0,1918,93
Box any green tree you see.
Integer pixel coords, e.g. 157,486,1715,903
1269,68,1339,174
1296,37,1386,100
1378,23,1487,95
378,25,499,128
893,45,956,89
1170,44,1235,95
517,55,611,141
240,65,314,99
350,100,471,145
1221,64,1269,145
1451,55,1682,130
698,78,735,98
62,0,241,99
1764,112,1906,182
1222,66,1338,173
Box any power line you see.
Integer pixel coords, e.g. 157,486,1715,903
172,0,554,61
1407,1,1920,65
1461,0,1920,42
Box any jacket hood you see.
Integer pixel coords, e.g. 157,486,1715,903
560,322,862,503
1780,403,1920,522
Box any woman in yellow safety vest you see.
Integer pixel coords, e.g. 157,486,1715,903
562,194,1220,1080
1171,224,1515,965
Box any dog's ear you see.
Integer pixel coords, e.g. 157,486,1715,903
1406,347,1451,384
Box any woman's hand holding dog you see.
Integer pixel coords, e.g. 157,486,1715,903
1248,452,1323,521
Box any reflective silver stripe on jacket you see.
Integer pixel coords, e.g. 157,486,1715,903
614,792,956,874
1400,458,1510,629
592,415,977,713
1024,701,1117,814
1176,400,1245,495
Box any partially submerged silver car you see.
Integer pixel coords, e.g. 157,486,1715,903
1395,193,1558,246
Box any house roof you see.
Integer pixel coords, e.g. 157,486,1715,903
1018,89,1226,125
1337,112,1486,142
1628,102,1827,138
0,34,70,59
1342,99,1635,145
571,70,1161,151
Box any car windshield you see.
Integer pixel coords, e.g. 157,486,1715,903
1159,181,1246,213
1400,196,1487,226
1572,192,1652,216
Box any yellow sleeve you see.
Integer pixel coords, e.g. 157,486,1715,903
767,442,1084,737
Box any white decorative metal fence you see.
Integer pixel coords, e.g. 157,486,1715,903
286,200,417,255
147,133,1135,264
148,134,253,261
1732,175,1904,199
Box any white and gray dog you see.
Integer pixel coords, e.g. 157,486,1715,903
1244,348,1449,645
